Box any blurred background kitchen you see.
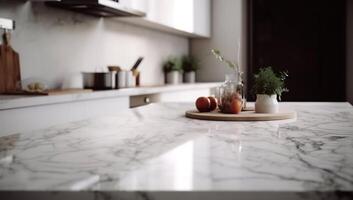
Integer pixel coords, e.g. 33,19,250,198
0,0,353,134
0,0,244,89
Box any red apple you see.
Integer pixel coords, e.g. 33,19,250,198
230,98,242,114
195,97,211,112
232,93,242,101
208,96,218,111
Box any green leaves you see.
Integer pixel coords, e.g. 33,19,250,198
182,55,200,72
163,55,200,73
253,67,288,100
211,49,238,70
163,57,183,72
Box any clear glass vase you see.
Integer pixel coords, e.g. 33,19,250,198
217,73,245,113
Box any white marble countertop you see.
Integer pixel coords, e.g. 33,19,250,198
0,82,220,110
0,102,352,199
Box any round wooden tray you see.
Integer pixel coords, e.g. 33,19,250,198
185,109,297,121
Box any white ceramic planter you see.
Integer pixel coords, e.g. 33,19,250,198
183,71,196,83
255,94,279,113
166,71,180,85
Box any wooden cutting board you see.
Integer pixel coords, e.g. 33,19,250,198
0,32,21,93
185,110,297,121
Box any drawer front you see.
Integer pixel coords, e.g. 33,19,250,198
130,94,159,108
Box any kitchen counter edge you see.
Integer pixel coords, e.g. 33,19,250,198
0,82,221,110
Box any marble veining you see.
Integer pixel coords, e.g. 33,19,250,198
0,103,352,196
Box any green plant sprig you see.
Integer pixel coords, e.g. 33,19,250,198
252,67,288,100
211,49,239,71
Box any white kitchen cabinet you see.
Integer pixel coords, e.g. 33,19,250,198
118,0,211,38
158,88,213,102
0,83,220,136
119,0,149,13
32,0,210,38
130,86,216,108
0,87,214,135
0,96,129,137
147,0,194,33
146,0,210,37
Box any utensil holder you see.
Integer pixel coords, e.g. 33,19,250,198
117,71,127,89
126,71,135,88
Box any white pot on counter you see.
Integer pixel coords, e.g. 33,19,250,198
255,94,279,113
117,71,127,89
183,71,196,83
126,71,135,88
166,71,180,85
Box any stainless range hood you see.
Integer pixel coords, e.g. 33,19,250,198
0,18,15,30
46,0,146,17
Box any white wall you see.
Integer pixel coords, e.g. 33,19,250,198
191,0,247,82
0,1,188,88
347,0,353,104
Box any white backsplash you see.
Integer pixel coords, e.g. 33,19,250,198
0,1,189,88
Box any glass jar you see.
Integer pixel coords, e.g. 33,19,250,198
217,73,245,113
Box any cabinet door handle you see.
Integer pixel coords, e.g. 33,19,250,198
144,97,150,103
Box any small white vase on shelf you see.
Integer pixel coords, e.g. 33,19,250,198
183,71,196,83
255,94,279,113
166,71,180,85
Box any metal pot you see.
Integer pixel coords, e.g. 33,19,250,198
82,72,113,90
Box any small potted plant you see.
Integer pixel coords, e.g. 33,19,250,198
182,55,199,83
252,67,288,113
163,57,183,85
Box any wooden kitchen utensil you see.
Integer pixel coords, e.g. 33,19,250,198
0,31,21,93
131,57,143,86
185,110,296,121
